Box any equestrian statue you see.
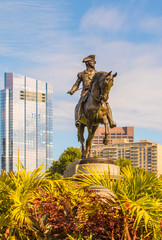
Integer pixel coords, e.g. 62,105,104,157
68,55,117,158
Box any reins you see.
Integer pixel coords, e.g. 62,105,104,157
91,77,109,103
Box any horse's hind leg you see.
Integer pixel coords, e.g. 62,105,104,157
103,116,109,145
85,124,91,158
78,123,86,158
89,125,98,158
86,124,98,158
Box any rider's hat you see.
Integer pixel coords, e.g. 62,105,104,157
82,55,96,63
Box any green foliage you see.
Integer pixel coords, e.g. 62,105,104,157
75,164,162,239
0,160,52,239
116,158,131,170
48,147,82,176
47,171,62,180
28,180,125,239
67,232,93,240
0,157,161,239
120,166,162,238
93,155,99,158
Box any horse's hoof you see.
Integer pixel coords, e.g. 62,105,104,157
110,121,116,128
103,138,109,145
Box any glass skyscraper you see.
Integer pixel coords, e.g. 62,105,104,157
0,73,53,173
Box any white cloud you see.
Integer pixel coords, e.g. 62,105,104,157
80,6,125,32
80,4,162,38
0,0,70,51
140,16,162,34
53,99,76,130
111,66,162,130
54,100,75,119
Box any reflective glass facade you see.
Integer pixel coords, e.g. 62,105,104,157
0,73,53,173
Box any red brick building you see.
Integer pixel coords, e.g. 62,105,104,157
92,126,134,145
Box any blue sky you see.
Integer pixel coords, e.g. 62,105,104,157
0,0,162,160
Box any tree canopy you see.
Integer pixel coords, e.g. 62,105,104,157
116,158,131,170
48,147,82,176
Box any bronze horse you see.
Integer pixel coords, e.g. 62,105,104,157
77,71,117,158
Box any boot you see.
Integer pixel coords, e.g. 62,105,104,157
75,120,81,127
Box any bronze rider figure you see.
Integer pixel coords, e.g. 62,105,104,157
67,55,116,128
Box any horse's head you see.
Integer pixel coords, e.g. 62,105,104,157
100,71,117,102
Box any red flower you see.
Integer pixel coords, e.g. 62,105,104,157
34,200,40,205
125,203,131,210
123,198,128,201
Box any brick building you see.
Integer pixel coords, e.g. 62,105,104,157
92,126,134,145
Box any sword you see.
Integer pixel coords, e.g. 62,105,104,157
75,87,83,91
67,87,83,95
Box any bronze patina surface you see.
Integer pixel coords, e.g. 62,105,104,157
68,55,97,127
68,55,117,158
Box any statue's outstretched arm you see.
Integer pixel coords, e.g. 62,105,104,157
67,73,82,95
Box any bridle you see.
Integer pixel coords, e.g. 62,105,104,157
91,76,110,103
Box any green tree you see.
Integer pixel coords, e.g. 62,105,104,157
48,147,82,176
116,157,131,170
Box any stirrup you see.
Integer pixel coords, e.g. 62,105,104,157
75,120,81,127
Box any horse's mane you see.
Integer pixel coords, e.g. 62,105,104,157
92,71,108,84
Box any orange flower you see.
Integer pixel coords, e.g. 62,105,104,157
123,198,128,201
125,203,131,210
5,228,10,234
34,200,40,205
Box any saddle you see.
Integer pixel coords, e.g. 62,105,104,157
82,91,90,103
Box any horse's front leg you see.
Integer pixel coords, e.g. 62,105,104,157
78,123,86,158
81,124,86,158
85,128,91,158
89,125,98,157
86,124,98,158
103,116,109,145
85,123,93,158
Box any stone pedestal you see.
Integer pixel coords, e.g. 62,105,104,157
63,157,120,178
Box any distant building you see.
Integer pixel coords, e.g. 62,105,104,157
0,73,53,173
93,126,134,145
93,138,162,175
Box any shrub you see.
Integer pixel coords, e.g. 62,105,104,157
28,181,125,239
0,161,52,239
75,165,162,239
